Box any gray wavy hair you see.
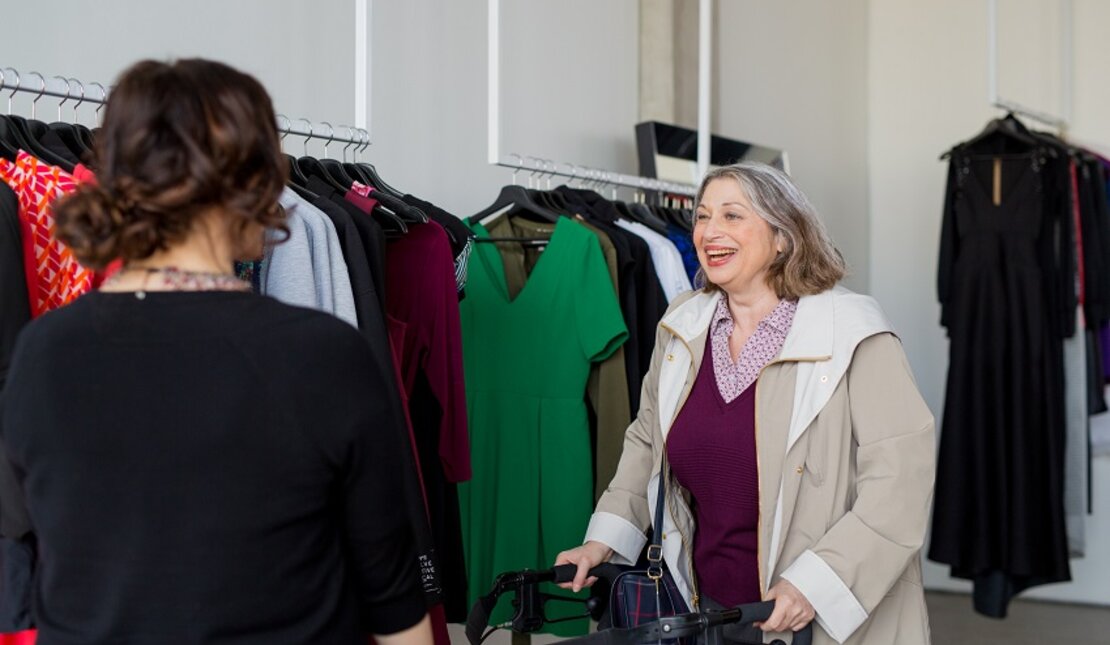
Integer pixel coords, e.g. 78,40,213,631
695,162,846,298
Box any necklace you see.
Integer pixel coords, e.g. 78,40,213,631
104,265,251,299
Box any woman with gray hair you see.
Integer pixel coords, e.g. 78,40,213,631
556,163,935,644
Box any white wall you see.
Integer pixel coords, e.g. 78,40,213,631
2,0,642,218
869,0,1110,606
2,0,358,155
369,0,640,218
713,0,871,294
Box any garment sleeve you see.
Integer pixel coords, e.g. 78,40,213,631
262,210,320,310
779,333,935,643
582,226,634,501
323,217,359,328
936,160,960,330
336,337,428,635
425,227,471,483
584,313,681,563
0,185,30,394
575,233,629,363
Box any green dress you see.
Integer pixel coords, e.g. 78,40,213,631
459,217,628,635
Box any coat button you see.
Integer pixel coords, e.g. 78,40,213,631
666,354,675,362
820,375,828,383
796,465,804,474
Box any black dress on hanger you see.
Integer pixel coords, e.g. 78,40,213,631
930,149,1071,618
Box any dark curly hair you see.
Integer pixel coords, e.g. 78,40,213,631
54,58,289,269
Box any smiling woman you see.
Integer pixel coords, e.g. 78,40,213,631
692,163,846,301
556,163,936,645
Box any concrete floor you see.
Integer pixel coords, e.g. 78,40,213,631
450,592,1110,643
926,592,1110,645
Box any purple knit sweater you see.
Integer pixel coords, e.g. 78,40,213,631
666,339,761,608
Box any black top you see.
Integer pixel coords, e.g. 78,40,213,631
0,181,29,393
0,290,426,644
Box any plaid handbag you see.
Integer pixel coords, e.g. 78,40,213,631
606,458,692,644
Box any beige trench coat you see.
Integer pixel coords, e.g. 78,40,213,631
585,287,935,644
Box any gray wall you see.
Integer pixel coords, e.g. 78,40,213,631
2,0,357,146
869,0,1110,605
2,0,642,219
369,0,640,217
712,0,871,294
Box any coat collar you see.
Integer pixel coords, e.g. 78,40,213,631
661,288,838,363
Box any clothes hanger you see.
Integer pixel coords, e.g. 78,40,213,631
4,71,76,171
0,68,41,159
621,178,671,234
294,120,349,193
469,154,560,226
942,112,1052,160
339,130,427,225
316,122,360,189
47,76,90,160
83,82,106,149
276,116,309,187
0,69,22,161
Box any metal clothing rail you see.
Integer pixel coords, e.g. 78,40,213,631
991,98,1068,131
0,66,370,150
986,0,1071,131
495,154,697,197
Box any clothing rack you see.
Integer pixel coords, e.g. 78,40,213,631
494,154,697,198
986,0,1071,131
991,99,1068,132
0,66,370,149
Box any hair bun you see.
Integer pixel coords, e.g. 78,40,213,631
54,183,141,270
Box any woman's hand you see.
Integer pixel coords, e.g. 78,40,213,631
554,541,613,592
759,579,815,634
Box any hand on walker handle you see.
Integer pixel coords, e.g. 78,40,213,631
758,579,815,634
554,541,613,593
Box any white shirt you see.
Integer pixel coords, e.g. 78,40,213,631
616,219,693,303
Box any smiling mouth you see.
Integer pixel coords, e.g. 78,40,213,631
704,248,737,265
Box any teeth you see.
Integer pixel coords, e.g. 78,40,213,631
706,249,735,257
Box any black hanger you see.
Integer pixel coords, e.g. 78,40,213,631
540,189,570,213
319,158,357,190
48,122,90,161
468,184,561,225
343,161,373,186
619,200,670,235
629,201,671,235
285,154,308,187
8,116,75,172
942,112,1050,160
297,155,347,193
0,115,36,155
529,189,567,214
354,161,405,199
0,117,21,161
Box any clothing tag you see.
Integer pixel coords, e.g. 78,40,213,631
351,181,373,198
478,203,514,227
993,158,1002,206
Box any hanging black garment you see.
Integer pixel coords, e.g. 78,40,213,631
307,192,382,334
304,176,389,310
0,182,35,631
930,151,1071,617
0,183,29,392
302,178,448,612
1075,159,1110,414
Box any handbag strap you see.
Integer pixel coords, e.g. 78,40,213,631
646,455,667,580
